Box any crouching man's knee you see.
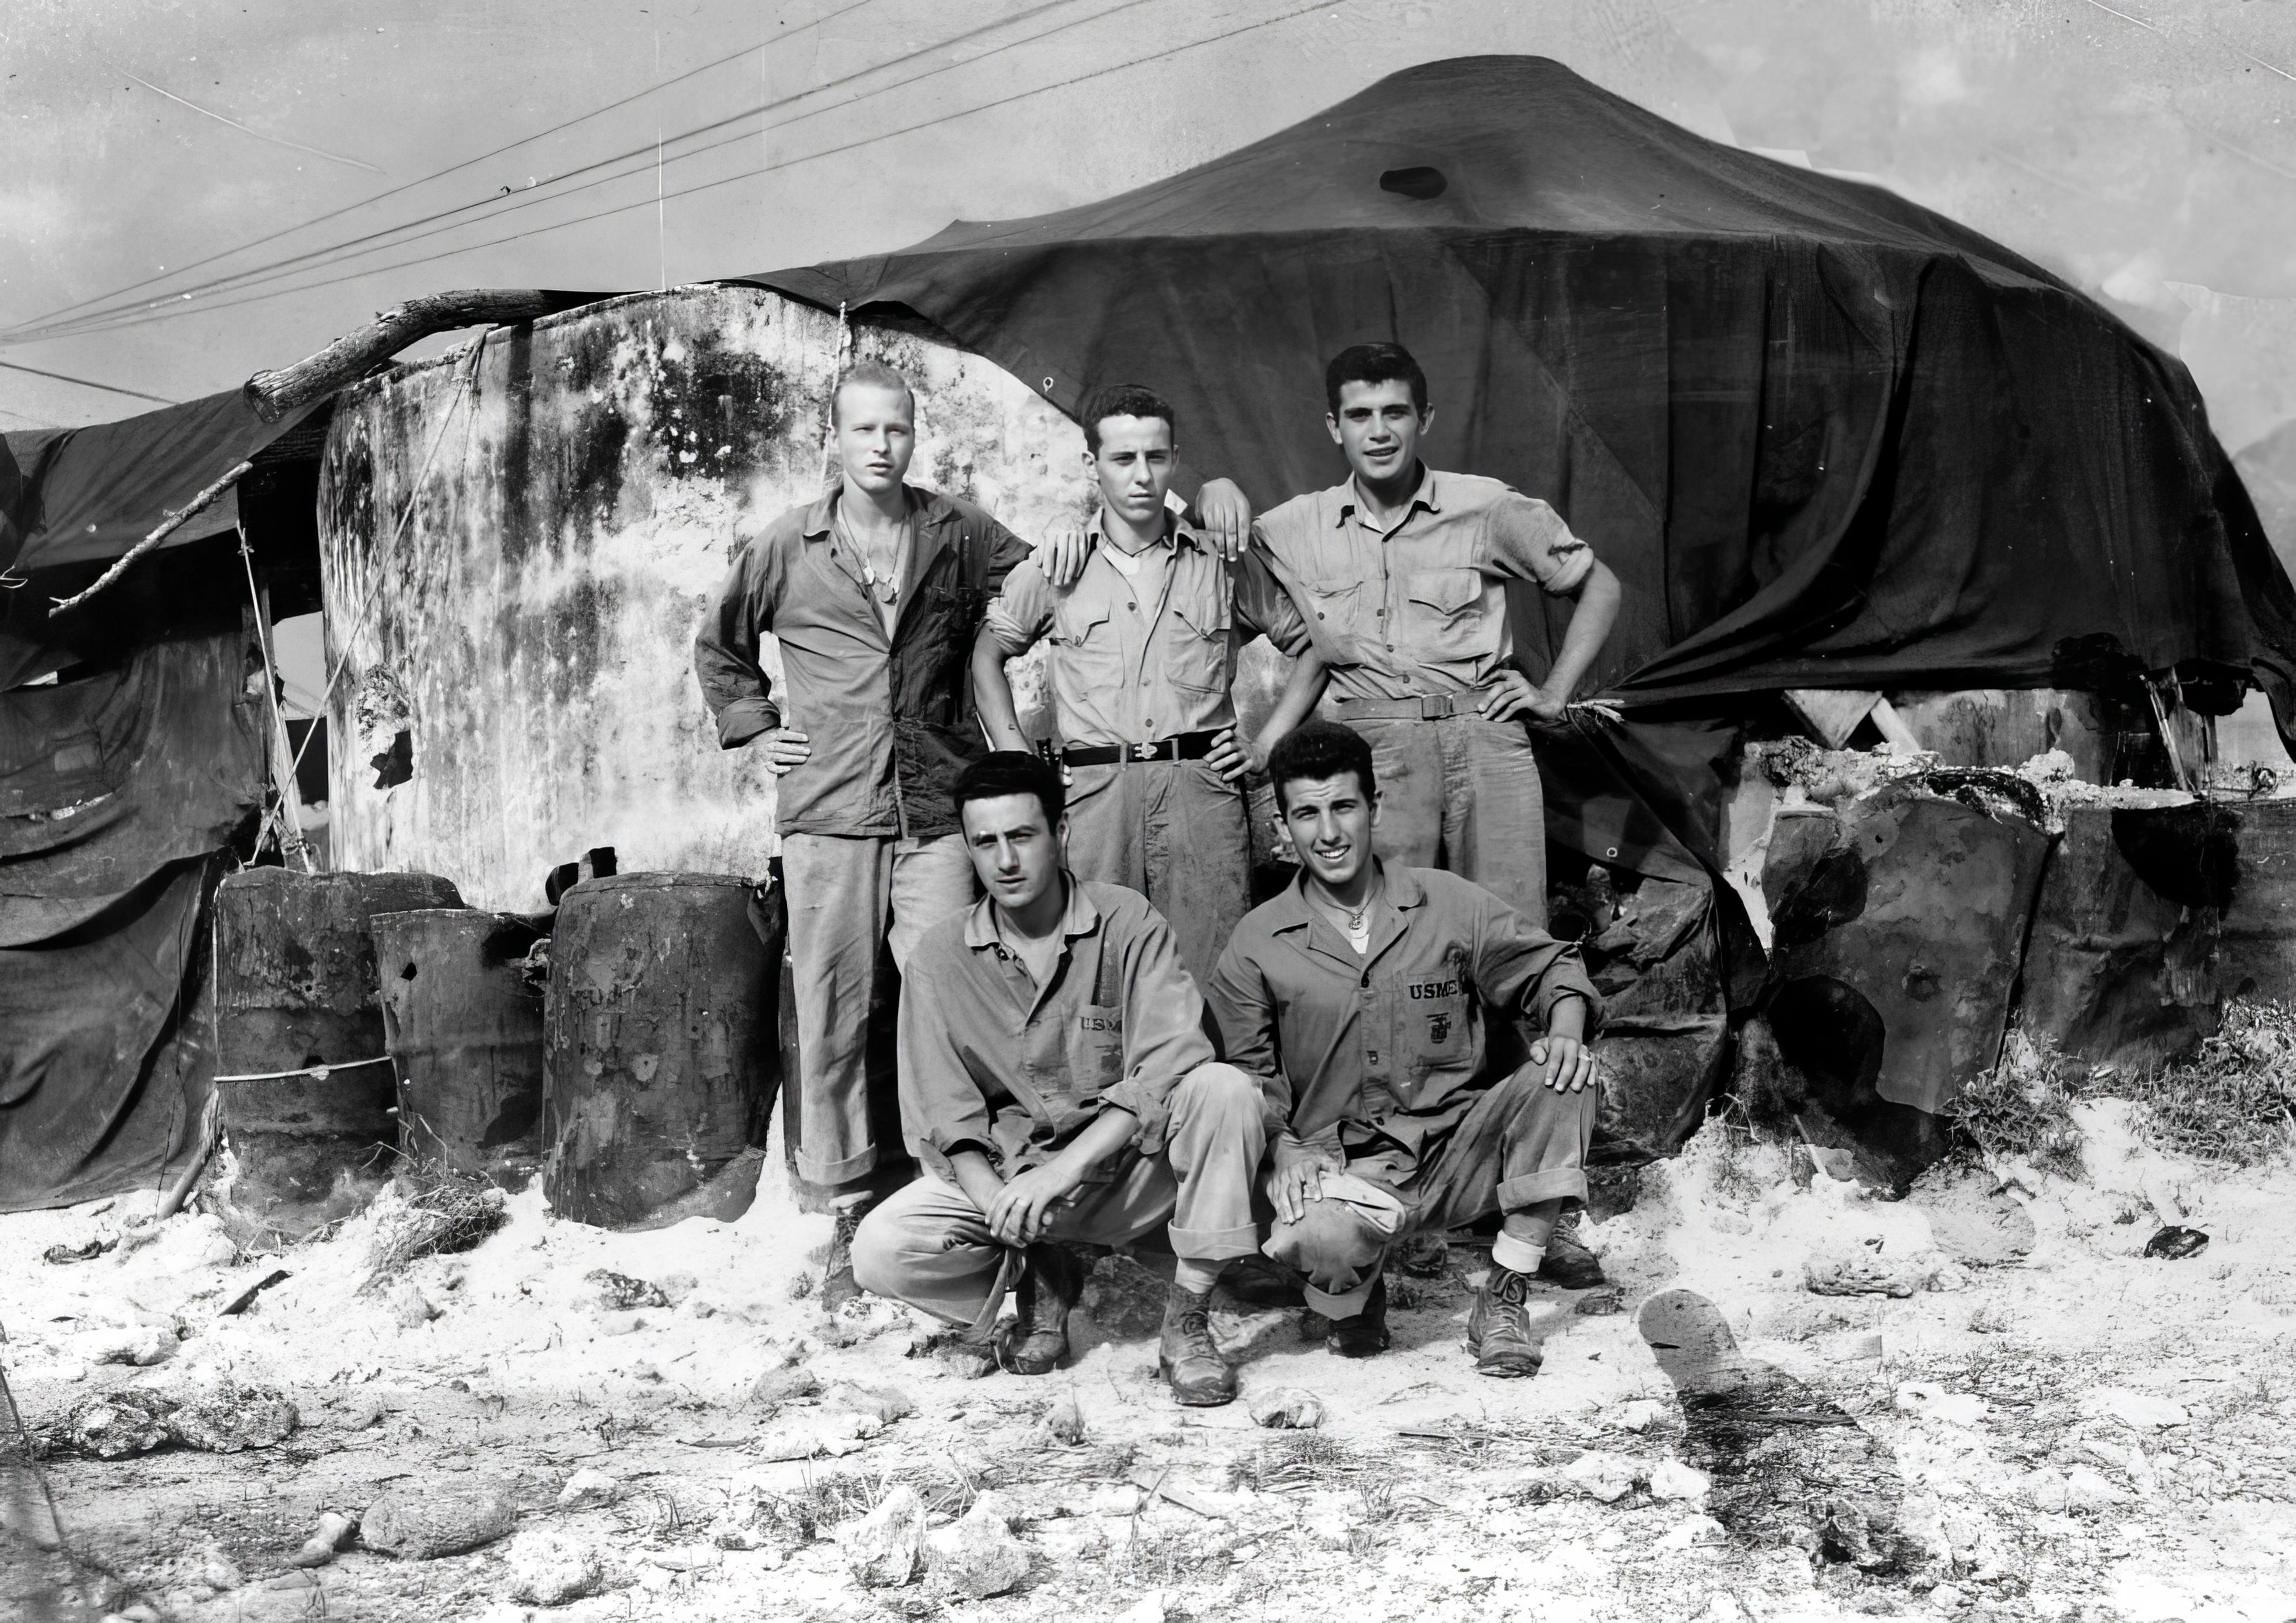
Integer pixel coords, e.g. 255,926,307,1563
1263,1198,1387,1294
847,1207,908,1301
1169,1061,1260,1127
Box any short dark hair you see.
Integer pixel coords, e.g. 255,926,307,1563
1080,383,1175,455
1324,343,1428,415
831,359,915,428
953,750,1066,827
1267,721,1377,813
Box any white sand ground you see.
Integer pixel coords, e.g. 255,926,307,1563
4,1101,2293,1623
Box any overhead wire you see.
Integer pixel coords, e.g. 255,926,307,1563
16,0,1332,347
7,0,883,339
0,358,176,404
4,0,1102,347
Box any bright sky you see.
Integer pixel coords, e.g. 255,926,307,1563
3,0,2294,447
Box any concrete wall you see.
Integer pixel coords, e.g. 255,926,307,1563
317,284,1103,911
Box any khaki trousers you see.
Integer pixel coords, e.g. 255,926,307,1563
1062,758,1250,991
851,1062,1266,1326
1346,712,1550,925
782,832,976,1185
1263,1062,1598,1312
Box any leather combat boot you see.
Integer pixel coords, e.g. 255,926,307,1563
1536,1221,1607,1290
820,1191,873,1312
1468,1263,1544,1377
1319,1274,1391,1358
1158,1288,1238,1406
1004,1244,1086,1376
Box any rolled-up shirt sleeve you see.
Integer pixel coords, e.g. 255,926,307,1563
1098,907,1217,1156
984,559,1056,657
694,536,785,748
895,948,998,1182
1487,492,1595,598
1240,534,1316,656
1205,940,1295,1143
1466,884,1604,1038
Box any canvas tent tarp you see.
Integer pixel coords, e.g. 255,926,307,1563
749,55,2296,750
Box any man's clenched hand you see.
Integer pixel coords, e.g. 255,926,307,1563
760,728,812,776
1192,478,1253,563
1039,527,1092,587
984,1161,1086,1246
1269,1134,1341,1226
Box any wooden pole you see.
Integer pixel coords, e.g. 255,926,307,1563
241,288,591,422
48,458,252,617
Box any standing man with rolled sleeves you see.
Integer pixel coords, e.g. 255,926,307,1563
1207,721,1603,1375
1193,342,1624,929
695,359,1031,1308
972,383,1329,988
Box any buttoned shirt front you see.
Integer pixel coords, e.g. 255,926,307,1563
984,508,1294,747
1207,863,1600,1155
897,877,1214,1183
694,483,1029,838
1249,466,1596,703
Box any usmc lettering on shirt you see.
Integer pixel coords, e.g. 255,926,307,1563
1079,1012,1123,1033
1408,978,1463,1048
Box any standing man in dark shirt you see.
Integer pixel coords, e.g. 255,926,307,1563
1207,721,1602,1376
696,360,1031,1305
850,752,1266,1406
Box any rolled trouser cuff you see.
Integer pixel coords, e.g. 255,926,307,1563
1304,1279,1375,1318
1168,1221,1261,1261
1498,1165,1587,1208
797,1145,878,1185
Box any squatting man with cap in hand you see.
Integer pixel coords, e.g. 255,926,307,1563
695,360,1030,1308
849,752,1267,1406
1207,720,1602,1376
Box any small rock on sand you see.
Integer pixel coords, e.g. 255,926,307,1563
584,1269,669,1310
557,1467,620,1509
507,1530,605,1606
288,1511,356,1568
1610,1399,1666,1433
2081,1387,2189,1431
927,1495,1030,1599
1647,1458,1710,1502
2061,1465,2130,1512
68,1326,175,1367
1561,1450,1638,1503
361,1482,517,1559
1248,1387,1324,1429
62,1389,174,1458
387,1285,440,1329
167,1382,298,1453
750,1359,821,1409
1041,1394,1087,1446
844,1483,926,1587
1803,1248,1934,1298
824,1381,915,1424
2142,1226,2209,1260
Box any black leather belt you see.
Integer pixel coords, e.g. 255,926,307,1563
1057,730,1221,767
1336,688,1497,721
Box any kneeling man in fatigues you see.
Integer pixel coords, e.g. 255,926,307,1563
1207,721,1602,1375
850,752,1266,1405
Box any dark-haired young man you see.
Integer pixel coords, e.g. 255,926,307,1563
696,361,1030,1305
850,751,1266,1406
973,384,1327,987
1207,721,1602,1377
1195,342,1623,926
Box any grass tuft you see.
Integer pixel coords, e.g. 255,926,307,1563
361,1169,509,1290
2124,1001,2296,1166
1948,1033,2086,1180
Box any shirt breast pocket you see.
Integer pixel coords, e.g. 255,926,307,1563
1403,568,1493,667
1167,598,1233,695
1296,577,1363,647
1401,979,1473,1080
1073,1004,1128,1087
1052,599,1123,690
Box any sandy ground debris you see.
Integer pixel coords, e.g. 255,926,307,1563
4,1103,2295,1623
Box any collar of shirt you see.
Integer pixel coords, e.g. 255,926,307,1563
1087,505,1200,570
961,871,1102,955
1264,859,1427,962
1334,464,1443,533
800,482,962,543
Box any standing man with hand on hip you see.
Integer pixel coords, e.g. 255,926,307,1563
850,752,1267,1406
1207,721,1603,1377
696,359,1031,1306
1196,342,1623,926
972,383,1327,988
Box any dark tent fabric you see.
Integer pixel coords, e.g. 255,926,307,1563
747,55,2296,750
1,388,315,576
0,627,259,1211
1,628,264,946
0,855,221,1213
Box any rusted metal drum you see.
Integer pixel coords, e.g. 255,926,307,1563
371,909,547,1187
2214,798,2296,1007
210,868,464,1245
543,872,775,1228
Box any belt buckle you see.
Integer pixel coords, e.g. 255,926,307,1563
1134,740,1156,761
1420,694,1453,721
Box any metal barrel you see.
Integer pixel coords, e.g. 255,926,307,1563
210,868,464,1244
371,908,547,1187
541,872,776,1229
